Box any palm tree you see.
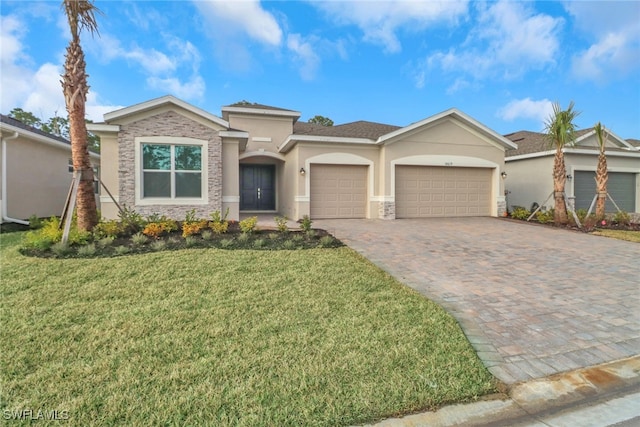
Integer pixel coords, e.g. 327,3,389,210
544,101,580,225
61,0,101,231
594,122,608,220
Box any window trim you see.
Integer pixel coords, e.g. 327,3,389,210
134,136,208,206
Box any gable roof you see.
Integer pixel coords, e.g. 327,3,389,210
377,108,517,149
280,108,516,153
293,120,401,139
505,128,638,159
0,114,99,159
0,114,71,146
103,95,229,128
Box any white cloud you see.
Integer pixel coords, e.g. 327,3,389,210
565,2,640,83
423,1,563,86
497,98,553,127
287,34,321,81
147,75,206,101
193,0,282,46
95,33,176,75
0,14,121,123
313,0,468,53
87,32,206,101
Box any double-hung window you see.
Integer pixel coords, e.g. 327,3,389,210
138,138,205,202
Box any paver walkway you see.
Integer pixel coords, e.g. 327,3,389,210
314,218,640,384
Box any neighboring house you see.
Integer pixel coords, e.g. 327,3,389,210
504,129,640,213
0,114,101,224
88,95,516,221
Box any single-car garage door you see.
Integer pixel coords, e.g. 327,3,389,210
310,164,367,219
574,171,636,212
396,166,492,218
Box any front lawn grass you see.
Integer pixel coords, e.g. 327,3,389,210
1,232,495,426
592,229,640,243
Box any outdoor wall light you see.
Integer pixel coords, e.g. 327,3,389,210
566,174,573,180
501,171,507,179
299,167,306,176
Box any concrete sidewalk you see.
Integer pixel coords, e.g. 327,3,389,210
364,356,640,427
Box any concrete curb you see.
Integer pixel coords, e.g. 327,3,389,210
361,355,640,427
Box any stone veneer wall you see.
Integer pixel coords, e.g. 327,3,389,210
118,111,222,219
379,201,396,219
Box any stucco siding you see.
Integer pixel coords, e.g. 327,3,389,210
118,110,222,219
505,156,554,211
227,115,293,154
4,136,98,220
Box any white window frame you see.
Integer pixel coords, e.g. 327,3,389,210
134,136,208,206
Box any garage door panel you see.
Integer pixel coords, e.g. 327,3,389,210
310,164,368,219
574,171,636,213
396,166,492,218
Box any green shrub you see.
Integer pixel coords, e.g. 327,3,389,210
114,245,130,256
201,230,214,241
575,209,588,223
51,242,72,257
77,243,97,258
96,236,115,249
613,211,631,226
510,207,531,220
151,240,167,251
93,219,122,239
237,233,251,243
239,216,258,234
220,238,234,248
319,236,334,247
274,216,289,233
131,232,148,247
23,217,62,250
118,206,146,233
306,229,317,239
291,233,304,243
536,209,554,224
184,236,199,247
210,208,230,234
268,232,280,240
253,238,266,248
282,240,296,250
28,214,43,229
300,215,313,232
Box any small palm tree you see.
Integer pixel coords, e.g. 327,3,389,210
594,122,608,220
544,101,580,225
62,0,101,231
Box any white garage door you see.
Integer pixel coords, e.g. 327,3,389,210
310,164,367,219
396,166,492,218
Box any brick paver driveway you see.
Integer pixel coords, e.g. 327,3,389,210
314,218,640,384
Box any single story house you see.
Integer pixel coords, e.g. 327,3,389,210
88,95,516,221
0,114,100,224
504,129,640,213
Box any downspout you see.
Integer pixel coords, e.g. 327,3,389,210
2,131,30,225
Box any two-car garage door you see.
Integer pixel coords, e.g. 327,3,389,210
395,166,492,218
309,164,493,219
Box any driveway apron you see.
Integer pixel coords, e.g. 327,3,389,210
314,218,640,385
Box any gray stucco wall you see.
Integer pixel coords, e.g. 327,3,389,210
118,110,222,219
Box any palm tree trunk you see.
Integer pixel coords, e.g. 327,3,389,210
552,148,569,224
63,39,98,231
595,152,608,220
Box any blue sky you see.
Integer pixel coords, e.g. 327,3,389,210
1,1,639,138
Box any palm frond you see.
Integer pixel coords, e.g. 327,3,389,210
544,101,580,149
594,122,608,153
62,0,102,38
